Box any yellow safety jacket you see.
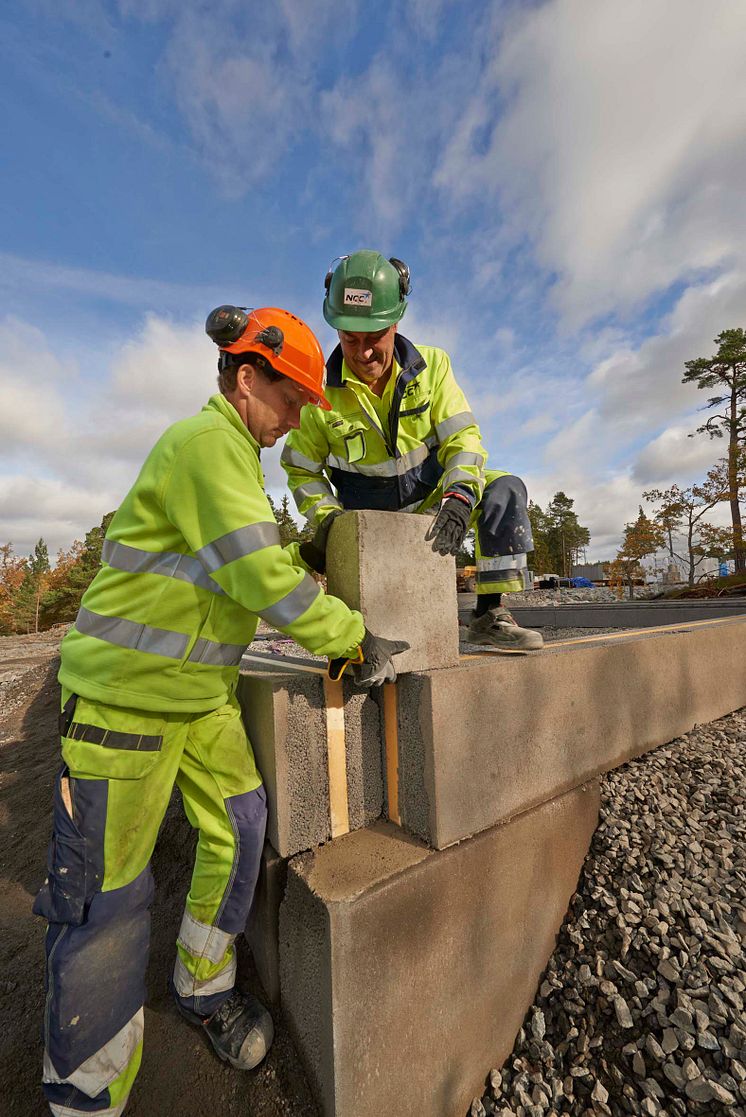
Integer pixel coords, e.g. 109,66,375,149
282,335,487,523
59,394,364,713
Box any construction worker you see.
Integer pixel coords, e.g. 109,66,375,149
33,305,407,1117
281,251,543,652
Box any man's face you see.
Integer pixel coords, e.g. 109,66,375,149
338,324,397,387
240,366,314,448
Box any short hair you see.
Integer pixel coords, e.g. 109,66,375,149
217,352,284,395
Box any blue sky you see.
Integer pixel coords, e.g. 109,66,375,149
2,0,744,560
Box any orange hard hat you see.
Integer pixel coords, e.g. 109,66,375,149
207,305,331,410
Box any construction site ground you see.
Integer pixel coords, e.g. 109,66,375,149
1,603,736,1116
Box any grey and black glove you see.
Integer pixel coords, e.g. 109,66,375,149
327,628,410,688
425,496,471,556
298,509,343,575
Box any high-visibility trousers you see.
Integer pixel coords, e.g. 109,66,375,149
471,471,534,595
33,690,267,1117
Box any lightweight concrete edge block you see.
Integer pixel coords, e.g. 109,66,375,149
246,840,286,1004
237,672,383,858
395,618,746,849
279,782,600,1117
326,509,459,674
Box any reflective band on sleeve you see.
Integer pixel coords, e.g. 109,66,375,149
75,607,188,660
102,539,224,595
172,953,236,999
43,1008,144,1098
259,574,320,627
196,521,280,573
281,446,324,473
443,468,482,487
294,480,340,505
66,722,162,752
477,553,528,571
188,637,247,667
443,451,485,469
177,908,236,965
435,410,477,441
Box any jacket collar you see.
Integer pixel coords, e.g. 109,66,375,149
326,334,427,388
204,393,261,455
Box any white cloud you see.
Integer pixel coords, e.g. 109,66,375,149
631,427,722,487
435,0,746,325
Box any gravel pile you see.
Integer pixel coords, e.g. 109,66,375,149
471,708,746,1117
508,587,663,606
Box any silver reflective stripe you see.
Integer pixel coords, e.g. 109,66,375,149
443,451,485,469
326,443,431,478
294,480,340,505
75,607,188,660
477,553,528,571
177,908,236,965
189,638,247,667
326,453,397,477
50,1104,127,1117
173,953,236,999
102,539,224,596
44,1008,143,1098
435,410,477,441
259,574,320,627
442,468,482,487
281,445,324,473
196,521,280,573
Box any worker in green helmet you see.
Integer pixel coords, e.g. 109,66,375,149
281,250,543,652
33,304,407,1117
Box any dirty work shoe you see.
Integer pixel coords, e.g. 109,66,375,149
176,989,274,1070
467,607,544,652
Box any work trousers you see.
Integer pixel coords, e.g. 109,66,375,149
468,470,534,595
34,691,267,1117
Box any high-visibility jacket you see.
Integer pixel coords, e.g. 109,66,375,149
59,394,364,713
281,335,487,523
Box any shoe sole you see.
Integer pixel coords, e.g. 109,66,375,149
464,633,543,654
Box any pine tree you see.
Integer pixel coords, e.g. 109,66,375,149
683,329,746,571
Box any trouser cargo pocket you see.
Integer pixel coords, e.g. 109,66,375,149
33,766,87,926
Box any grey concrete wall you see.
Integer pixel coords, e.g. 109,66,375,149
509,599,746,627
327,509,459,673
237,672,383,858
279,783,600,1117
246,840,286,1003
396,617,746,849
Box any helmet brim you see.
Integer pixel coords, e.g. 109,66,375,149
323,303,407,333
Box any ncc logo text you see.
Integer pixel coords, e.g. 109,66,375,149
343,289,373,307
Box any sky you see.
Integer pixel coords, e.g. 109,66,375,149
1,0,744,562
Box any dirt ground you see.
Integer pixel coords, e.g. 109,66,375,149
0,631,318,1117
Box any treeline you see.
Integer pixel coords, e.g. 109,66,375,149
611,328,746,595
0,498,311,637
1,513,114,636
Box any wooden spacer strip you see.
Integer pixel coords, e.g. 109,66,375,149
383,681,400,826
323,676,350,839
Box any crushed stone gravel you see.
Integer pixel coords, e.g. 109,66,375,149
471,707,746,1117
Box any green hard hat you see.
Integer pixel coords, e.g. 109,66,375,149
323,250,409,331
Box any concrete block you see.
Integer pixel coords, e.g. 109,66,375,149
279,782,600,1117
326,509,459,674
237,670,383,858
246,841,286,1004
392,616,746,849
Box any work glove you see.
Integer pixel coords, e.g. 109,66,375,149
328,629,410,688
298,509,343,575
425,495,472,556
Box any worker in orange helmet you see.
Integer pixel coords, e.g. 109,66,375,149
34,305,406,1116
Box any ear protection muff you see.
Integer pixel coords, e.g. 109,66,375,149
324,255,350,295
323,255,411,297
388,257,411,298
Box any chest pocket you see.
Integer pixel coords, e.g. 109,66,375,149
344,431,366,463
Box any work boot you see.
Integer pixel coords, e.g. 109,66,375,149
466,607,544,652
176,989,274,1070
